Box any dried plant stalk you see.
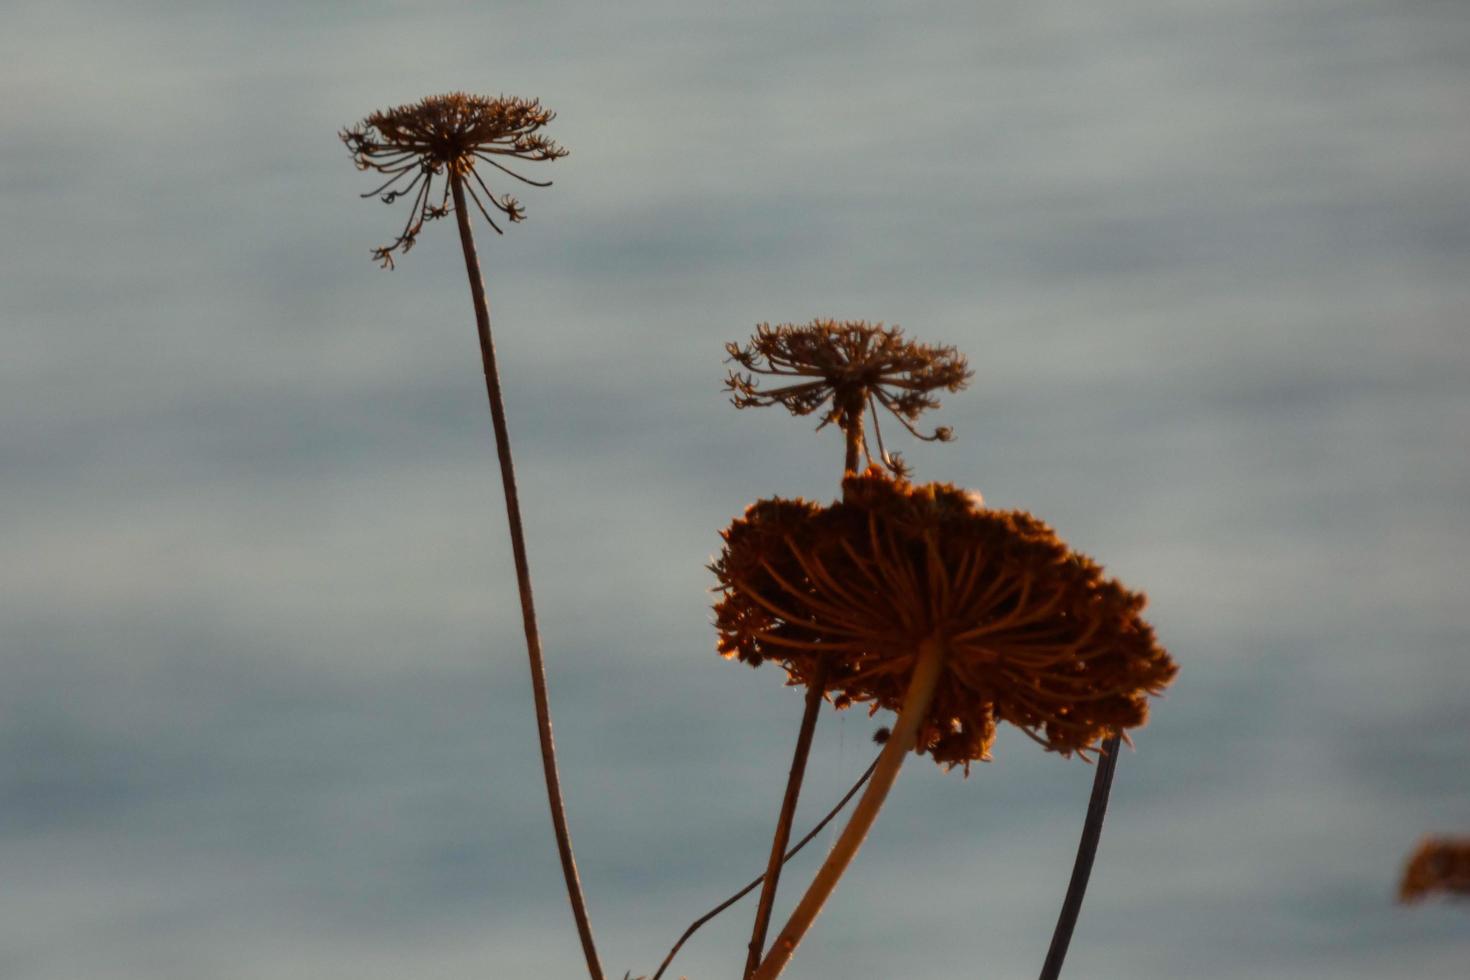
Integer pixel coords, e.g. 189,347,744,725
743,664,829,979
734,319,970,976
1038,730,1122,980
450,175,603,980
713,468,1174,976
343,94,602,980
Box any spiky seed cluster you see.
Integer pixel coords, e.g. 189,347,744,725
1399,838,1470,903
341,92,567,267
725,320,972,474
712,468,1176,769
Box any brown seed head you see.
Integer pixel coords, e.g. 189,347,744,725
1399,838,1470,903
711,467,1176,770
725,320,972,474
341,92,567,267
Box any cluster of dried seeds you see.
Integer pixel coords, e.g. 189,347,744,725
341,92,565,267
713,467,1176,769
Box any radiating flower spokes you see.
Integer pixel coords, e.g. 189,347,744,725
341,92,567,267
713,467,1176,771
725,320,971,474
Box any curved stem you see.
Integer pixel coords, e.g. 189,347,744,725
1037,731,1122,980
752,637,947,980
650,754,881,980
450,175,604,980
742,664,829,979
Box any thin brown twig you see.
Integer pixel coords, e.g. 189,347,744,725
743,665,829,978
1037,730,1122,980
650,754,882,980
450,174,604,980
843,393,865,474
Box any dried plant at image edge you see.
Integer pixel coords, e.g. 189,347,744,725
341,94,604,980
726,320,971,474
1399,837,1470,902
713,467,1176,979
341,92,566,268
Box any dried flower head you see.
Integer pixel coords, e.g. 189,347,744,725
341,92,567,267
1399,838,1470,903
712,468,1176,769
725,320,971,474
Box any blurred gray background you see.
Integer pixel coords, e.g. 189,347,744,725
3,0,1468,977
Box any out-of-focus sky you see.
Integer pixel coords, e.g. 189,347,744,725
3,1,1469,977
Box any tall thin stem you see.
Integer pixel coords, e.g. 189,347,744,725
450,175,604,980
742,663,828,979
752,637,947,980
1037,731,1122,980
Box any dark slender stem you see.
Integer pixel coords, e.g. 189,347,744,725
842,396,864,474
1038,731,1122,980
743,665,829,979
450,175,605,980
650,755,881,980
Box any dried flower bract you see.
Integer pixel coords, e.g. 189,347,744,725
341,92,567,267
712,468,1176,768
1399,838,1470,903
725,320,971,474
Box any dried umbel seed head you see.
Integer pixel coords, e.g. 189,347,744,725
1399,838,1470,903
712,467,1176,769
725,320,972,474
341,92,567,267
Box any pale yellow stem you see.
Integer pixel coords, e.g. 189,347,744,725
751,636,947,980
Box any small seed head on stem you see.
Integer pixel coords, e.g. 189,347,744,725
341,92,567,268
725,320,972,474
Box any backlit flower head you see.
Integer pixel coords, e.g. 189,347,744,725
341,92,567,267
712,468,1176,769
725,320,972,475
1399,838,1470,903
